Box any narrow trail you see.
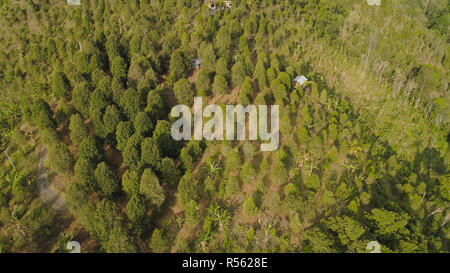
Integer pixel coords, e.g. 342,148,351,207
37,146,67,212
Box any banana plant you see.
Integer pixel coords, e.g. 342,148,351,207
0,170,25,190
198,231,214,252
207,203,231,231
203,160,222,178
4,205,32,240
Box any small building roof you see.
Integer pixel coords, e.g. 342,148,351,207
191,58,202,64
191,58,202,69
67,0,81,5
366,0,381,6
293,75,308,86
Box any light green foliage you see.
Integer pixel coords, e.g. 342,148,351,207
231,61,245,88
200,44,216,73
243,196,258,216
173,78,194,105
225,176,240,196
149,228,170,253
185,200,200,227
369,209,410,236
325,216,365,246
212,74,228,95
122,169,140,195
177,172,198,209
225,148,242,172
168,49,189,86
0,0,448,254
139,169,165,208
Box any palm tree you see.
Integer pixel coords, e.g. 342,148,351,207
198,231,214,252
207,203,231,231
4,205,32,240
0,170,24,190
203,160,221,178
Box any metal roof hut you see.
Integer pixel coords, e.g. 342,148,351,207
191,58,202,70
293,75,308,87
67,0,81,5
366,0,381,6
224,1,232,8
208,0,218,15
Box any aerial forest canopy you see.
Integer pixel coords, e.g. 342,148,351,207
0,0,448,253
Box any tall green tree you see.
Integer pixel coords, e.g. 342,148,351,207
94,162,119,197
173,78,194,105
52,71,71,99
134,112,154,136
49,143,74,174
139,168,165,208
69,113,88,145
168,49,189,86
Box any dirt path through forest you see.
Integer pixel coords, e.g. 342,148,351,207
37,146,67,212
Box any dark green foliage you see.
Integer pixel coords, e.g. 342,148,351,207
159,157,180,186
52,71,71,99
146,86,168,121
153,120,180,158
103,104,122,136
111,56,128,83
240,77,254,103
225,148,242,172
185,200,200,227
123,137,141,169
69,114,88,145
141,138,161,169
120,88,144,120
254,59,267,89
126,194,148,224
134,112,154,137
48,143,74,174
72,82,92,118
116,121,134,151
31,99,56,130
74,157,96,187
40,128,61,145
78,137,102,163
94,162,119,197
